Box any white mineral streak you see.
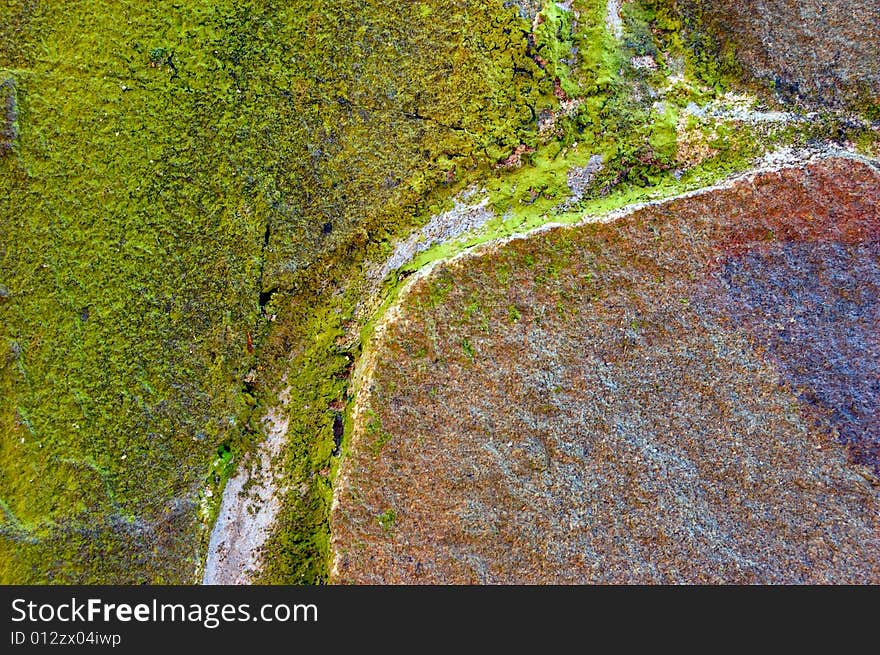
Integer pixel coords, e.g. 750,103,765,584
372,191,494,282
202,388,290,584
606,0,623,40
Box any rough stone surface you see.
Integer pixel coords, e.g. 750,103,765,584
331,156,880,584
687,0,880,108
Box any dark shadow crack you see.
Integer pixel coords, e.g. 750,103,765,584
257,219,273,313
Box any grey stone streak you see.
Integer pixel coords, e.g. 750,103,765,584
202,397,289,585
373,191,495,282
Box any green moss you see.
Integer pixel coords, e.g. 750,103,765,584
532,3,578,97
648,102,679,161
247,287,353,584
0,0,551,583
376,508,396,532
621,1,660,57
460,337,476,361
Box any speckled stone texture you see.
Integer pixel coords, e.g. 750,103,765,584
331,156,880,584
685,0,880,107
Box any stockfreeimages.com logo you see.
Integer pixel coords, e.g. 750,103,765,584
11,597,318,630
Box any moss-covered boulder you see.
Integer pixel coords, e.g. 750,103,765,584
331,155,880,583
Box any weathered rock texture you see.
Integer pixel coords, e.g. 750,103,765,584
331,156,880,584
682,0,880,108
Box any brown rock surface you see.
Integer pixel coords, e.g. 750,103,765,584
331,156,880,584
